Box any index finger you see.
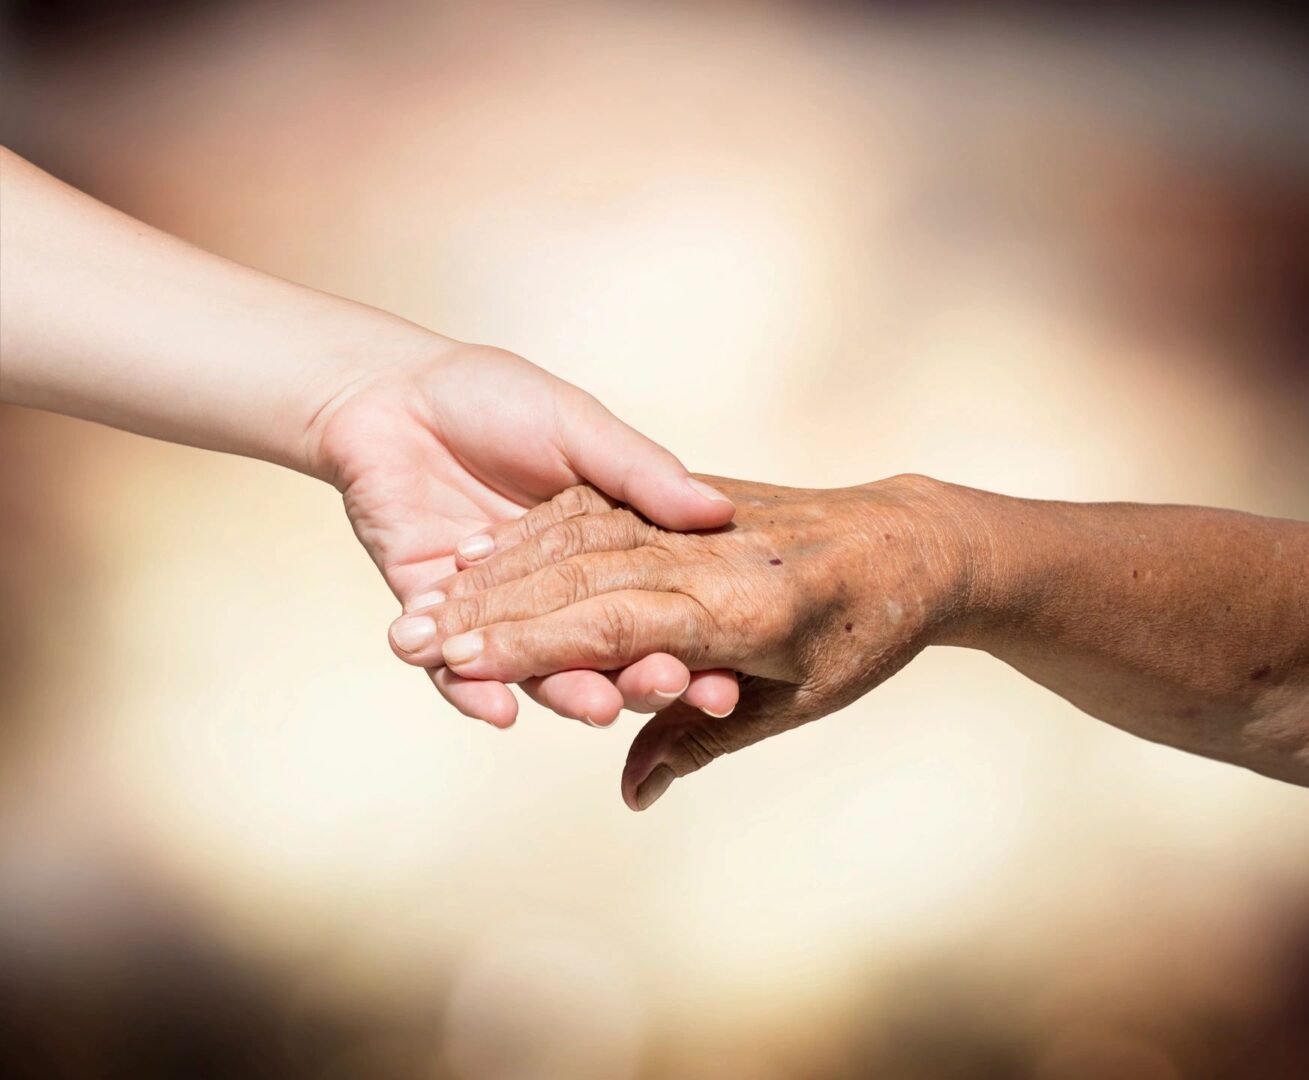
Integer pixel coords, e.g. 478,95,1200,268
454,486,615,569
440,591,732,684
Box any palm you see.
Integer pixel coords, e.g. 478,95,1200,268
313,342,737,727
322,347,581,607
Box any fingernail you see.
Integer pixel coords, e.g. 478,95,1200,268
392,615,437,653
407,590,446,611
635,765,675,810
443,631,484,666
685,478,732,505
457,533,494,561
647,677,690,711
701,704,736,719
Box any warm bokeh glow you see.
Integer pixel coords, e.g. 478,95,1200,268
3,2,1307,1076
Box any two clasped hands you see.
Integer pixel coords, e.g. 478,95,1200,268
306,338,977,811
5,148,1307,811
382,472,975,810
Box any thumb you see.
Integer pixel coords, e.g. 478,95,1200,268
621,681,814,811
558,391,734,532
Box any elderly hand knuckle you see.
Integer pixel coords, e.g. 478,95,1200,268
676,725,731,769
433,599,470,635
597,598,637,657
453,566,492,595
622,513,656,546
552,486,589,521
554,485,593,520
463,595,489,628
539,521,582,563
540,561,589,605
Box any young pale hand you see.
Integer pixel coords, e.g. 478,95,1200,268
309,343,739,727
0,150,735,730
389,476,975,807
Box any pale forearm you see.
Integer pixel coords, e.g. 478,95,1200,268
0,147,442,477
947,486,1309,781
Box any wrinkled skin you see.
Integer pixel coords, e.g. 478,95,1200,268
312,343,739,727
393,475,975,808
394,473,1309,807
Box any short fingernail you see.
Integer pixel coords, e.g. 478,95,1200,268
457,533,494,561
685,477,732,505
443,631,484,666
647,678,690,711
701,704,736,719
635,764,676,810
407,590,447,611
392,615,437,653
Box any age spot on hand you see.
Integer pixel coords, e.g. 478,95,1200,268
769,557,783,566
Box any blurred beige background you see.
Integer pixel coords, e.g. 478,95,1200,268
2,2,1308,1077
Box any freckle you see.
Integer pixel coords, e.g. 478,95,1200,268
1250,665,1271,682
1131,569,1139,579
1225,604,1232,613
883,533,893,541
844,622,853,632
769,557,783,565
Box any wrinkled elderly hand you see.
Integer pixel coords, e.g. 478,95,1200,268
389,475,980,808
315,344,738,728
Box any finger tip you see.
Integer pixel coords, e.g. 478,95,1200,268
619,762,643,810
653,506,736,534
459,678,518,729
631,764,675,810
684,476,734,509
405,590,447,612
635,480,734,533
390,615,439,661
581,691,622,728
390,639,435,667
455,533,495,564
482,702,518,729
700,502,737,529
683,674,738,717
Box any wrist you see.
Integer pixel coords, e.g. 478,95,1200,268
919,479,1043,651
860,474,1018,650
289,311,458,485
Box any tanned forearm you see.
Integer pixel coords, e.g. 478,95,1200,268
944,486,1309,783
376,474,1308,805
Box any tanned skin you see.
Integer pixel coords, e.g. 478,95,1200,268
389,476,1309,809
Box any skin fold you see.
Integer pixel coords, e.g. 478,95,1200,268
0,146,739,725
397,476,1309,810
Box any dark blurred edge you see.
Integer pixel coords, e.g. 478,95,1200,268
2,0,230,44
4,0,1308,49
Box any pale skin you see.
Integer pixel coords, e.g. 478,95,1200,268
0,146,741,724
395,476,1309,810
